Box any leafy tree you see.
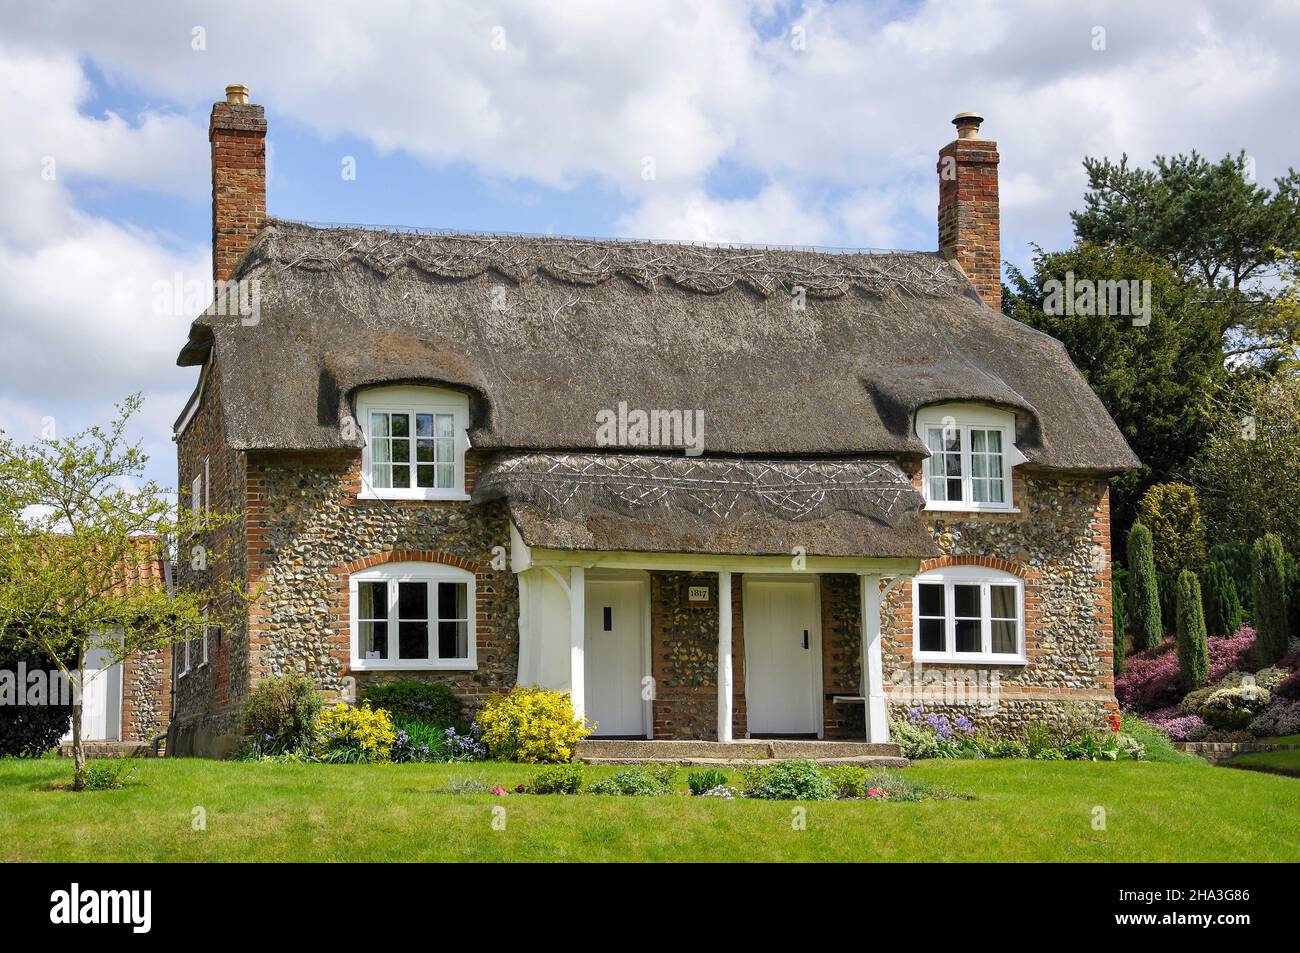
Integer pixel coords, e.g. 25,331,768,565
1200,561,1243,639
1189,373,1300,555
1251,533,1291,666
1136,482,1207,573
1126,523,1163,651
1072,151,1300,363
1004,243,1224,538
0,396,235,789
1175,570,1209,690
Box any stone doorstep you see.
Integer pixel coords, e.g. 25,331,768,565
58,741,152,759
581,755,910,768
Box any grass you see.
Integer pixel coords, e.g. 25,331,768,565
1224,748,1300,778
2,756,1298,861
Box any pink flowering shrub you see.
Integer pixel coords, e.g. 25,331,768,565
1139,705,1208,741
1116,626,1257,712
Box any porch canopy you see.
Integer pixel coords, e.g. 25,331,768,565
475,451,937,743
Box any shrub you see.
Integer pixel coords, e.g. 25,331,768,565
1115,626,1257,711
743,759,837,801
889,716,939,759
0,645,72,758
1112,574,1127,676
1175,570,1209,690
1140,706,1209,742
1247,698,1300,738
1157,572,1179,640
1127,523,1163,651
824,765,868,799
527,763,585,794
1116,734,1147,760
1252,533,1291,666
1044,702,1108,750
1277,668,1300,701
587,763,676,796
1035,747,1064,761
686,768,729,796
1200,562,1243,638
315,703,397,763
1209,543,1255,615
82,760,136,791
242,672,322,755
987,739,1029,759
477,686,593,763
1200,684,1272,731
361,681,460,728
1137,482,1207,573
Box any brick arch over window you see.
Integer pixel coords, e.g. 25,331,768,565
917,554,1032,580
338,550,482,576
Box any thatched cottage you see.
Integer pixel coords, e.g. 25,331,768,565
170,87,1137,757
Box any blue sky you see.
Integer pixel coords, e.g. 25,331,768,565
2,0,1298,490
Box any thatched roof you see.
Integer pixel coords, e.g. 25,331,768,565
474,452,938,558
177,219,1138,471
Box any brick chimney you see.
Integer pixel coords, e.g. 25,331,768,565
937,111,1000,311
210,84,267,284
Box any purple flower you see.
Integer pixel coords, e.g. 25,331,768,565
954,716,975,735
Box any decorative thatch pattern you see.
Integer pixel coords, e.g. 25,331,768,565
475,452,916,522
177,219,1140,473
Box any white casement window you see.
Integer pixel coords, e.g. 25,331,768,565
356,386,470,501
915,404,1023,512
350,561,476,670
912,566,1026,664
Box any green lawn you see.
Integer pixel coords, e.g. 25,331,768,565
1225,748,1300,778
2,757,1297,862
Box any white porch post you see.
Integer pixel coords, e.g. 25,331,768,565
717,570,733,743
569,566,585,722
860,573,890,743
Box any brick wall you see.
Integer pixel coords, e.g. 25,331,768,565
210,99,266,283
120,644,171,742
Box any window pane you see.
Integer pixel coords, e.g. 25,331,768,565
369,412,389,438
436,462,454,489
398,621,428,659
983,430,1002,453
391,439,410,463
359,620,388,659
972,453,989,478
371,464,392,489
435,437,455,463
372,438,391,464
416,464,437,488
955,619,981,653
438,620,468,659
438,582,468,620
390,413,410,438
919,618,943,653
992,620,1017,654
917,583,944,617
398,581,428,619
972,478,990,503
926,427,946,453
391,465,410,487
415,413,434,437
945,477,962,499
358,581,387,618
416,439,435,462
986,477,1005,503
954,584,981,618
990,585,1017,619
435,413,454,438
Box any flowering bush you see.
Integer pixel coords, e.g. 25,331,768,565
1116,627,1257,711
743,759,837,801
241,673,322,755
477,686,593,763
1201,684,1272,730
1139,705,1209,742
1273,668,1300,701
315,703,397,763
1248,699,1300,738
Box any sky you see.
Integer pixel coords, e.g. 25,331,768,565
2,0,1298,490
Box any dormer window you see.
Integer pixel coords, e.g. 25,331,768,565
915,404,1023,512
356,386,470,501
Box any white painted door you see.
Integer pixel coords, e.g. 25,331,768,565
65,648,121,742
744,578,821,735
585,580,647,737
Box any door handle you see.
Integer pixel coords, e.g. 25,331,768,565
802,629,809,650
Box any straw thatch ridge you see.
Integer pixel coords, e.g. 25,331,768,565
177,219,1139,472
476,452,938,558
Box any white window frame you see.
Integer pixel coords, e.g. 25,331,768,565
199,610,209,668
915,404,1023,512
912,565,1026,664
349,561,477,671
356,386,471,501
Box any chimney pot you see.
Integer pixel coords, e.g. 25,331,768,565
225,83,250,105
953,111,984,140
